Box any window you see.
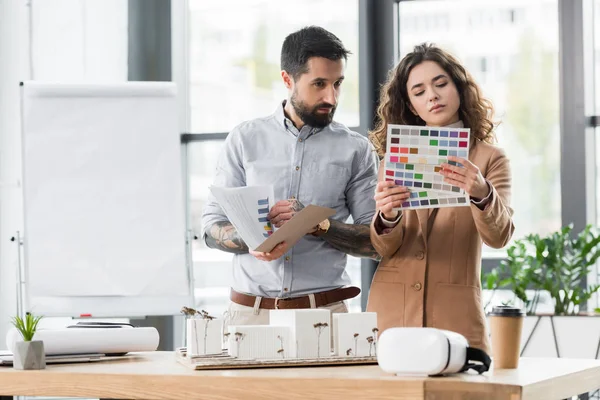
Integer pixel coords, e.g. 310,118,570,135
186,1,362,315
188,140,232,316
187,0,360,133
398,0,561,257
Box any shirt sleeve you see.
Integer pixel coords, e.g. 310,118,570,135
200,125,246,244
346,140,378,225
379,211,402,227
470,180,493,209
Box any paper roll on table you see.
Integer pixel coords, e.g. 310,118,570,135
6,325,159,355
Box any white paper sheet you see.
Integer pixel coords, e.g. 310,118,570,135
210,186,335,252
210,185,276,250
6,326,159,355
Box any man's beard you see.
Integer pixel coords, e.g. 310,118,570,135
290,92,336,128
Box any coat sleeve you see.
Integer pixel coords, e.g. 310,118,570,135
470,146,515,248
370,158,406,258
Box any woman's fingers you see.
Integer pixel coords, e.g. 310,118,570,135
374,184,409,200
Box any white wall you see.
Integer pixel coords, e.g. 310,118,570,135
0,0,128,349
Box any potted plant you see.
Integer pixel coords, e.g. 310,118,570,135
482,224,600,358
11,312,45,370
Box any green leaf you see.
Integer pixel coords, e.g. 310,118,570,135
499,224,600,315
11,313,42,341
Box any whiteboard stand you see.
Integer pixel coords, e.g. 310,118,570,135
10,231,25,319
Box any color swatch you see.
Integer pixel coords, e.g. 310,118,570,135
257,197,273,237
385,124,471,211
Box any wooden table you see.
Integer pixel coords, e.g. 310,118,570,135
0,352,598,399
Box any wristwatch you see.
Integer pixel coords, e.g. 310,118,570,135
312,218,331,237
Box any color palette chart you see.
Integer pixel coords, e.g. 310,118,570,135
257,197,273,237
385,124,471,210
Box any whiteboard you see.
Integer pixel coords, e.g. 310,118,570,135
20,81,192,317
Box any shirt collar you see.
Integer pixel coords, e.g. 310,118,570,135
274,101,289,130
274,100,326,136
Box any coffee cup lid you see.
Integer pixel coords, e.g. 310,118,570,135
488,305,525,317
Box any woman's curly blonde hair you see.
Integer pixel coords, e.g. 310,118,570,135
369,43,497,158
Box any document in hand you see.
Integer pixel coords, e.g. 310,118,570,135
209,185,335,253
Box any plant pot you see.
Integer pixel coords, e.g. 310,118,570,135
13,340,46,370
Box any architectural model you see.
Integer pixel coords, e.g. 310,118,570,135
333,312,379,357
224,309,378,360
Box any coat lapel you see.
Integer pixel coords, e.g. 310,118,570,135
416,209,430,249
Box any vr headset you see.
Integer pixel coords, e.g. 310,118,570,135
377,327,491,376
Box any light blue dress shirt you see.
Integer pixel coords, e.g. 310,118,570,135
201,102,378,298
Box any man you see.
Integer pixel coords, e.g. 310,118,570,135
201,26,379,327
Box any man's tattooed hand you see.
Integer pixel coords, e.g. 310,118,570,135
268,199,305,228
204,221,249,254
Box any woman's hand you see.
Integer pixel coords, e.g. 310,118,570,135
440,156,489,200
374,181,410,220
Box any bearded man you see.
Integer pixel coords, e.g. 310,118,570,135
201,26,379,327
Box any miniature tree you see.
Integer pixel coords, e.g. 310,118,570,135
181,306,215,356
313,322,329,358
234,332,245,357
277,335,285,359
180,306,200,355
199,310,215,355
366,336,374,357
180,306,197,317
353,333,359,356
372,328,379,356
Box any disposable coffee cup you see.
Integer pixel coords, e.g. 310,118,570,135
488,306,525,369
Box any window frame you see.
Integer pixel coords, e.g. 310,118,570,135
173,0,600,310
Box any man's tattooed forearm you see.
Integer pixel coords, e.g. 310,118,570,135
321,220,381,260
205,221,249,254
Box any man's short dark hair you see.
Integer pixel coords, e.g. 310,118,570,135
281,26,351,80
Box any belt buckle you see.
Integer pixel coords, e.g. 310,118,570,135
274,297,280,310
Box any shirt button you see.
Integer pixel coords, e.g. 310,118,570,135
295,166,300,171
283,288,289,292
416,251,425,260
412,282,422,291
298,138,303,142
285,256,290,261
290,196,296,200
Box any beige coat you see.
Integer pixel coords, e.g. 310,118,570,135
367,139,514,352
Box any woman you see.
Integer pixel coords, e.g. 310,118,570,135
367,43,514,352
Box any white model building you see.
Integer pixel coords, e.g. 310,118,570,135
226,325,290,360
186,318,223,356
215,309,379,361
269,309,331,359
332,312,378,357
